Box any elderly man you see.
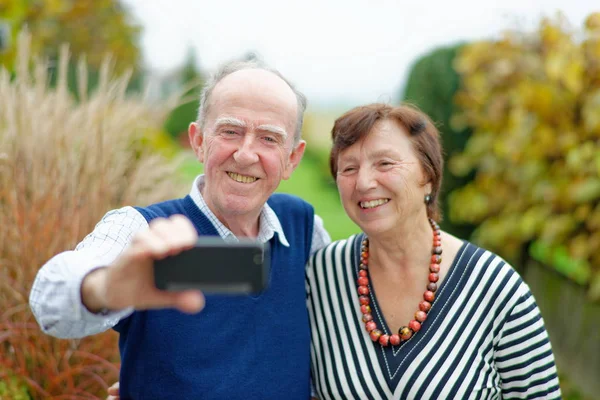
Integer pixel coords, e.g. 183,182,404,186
30,60,331,399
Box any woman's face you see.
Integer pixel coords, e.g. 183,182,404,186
335,119,431,236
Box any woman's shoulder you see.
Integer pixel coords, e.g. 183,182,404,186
308,233,363,268
449,236,532,297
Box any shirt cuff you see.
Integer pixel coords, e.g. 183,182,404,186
67,252,134,323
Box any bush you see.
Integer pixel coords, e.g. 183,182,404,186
449,13,600,300
0,32,186,398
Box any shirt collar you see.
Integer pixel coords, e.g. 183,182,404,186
188,174,290,247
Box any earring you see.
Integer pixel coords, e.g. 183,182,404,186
424,194,431,204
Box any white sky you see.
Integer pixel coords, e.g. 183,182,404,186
121,0,596,108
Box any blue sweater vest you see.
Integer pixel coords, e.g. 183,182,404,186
114,194,314,399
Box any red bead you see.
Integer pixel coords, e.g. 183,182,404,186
360,305,371,314
429,273,439,283
359,296,370,305
389,334,401,346
359,270,368,277
378,334,390,346
415,311,427,322
370,329,382,342
427,282,437,292
362,251,368,258
430,263,440,273
399,326,413,341
362,313,373,322
408,320,421,332
358,286,369,296
365,321,377,332
419,301,431,312
424,291,435,302
357,276,369,286
431,255,442,264
433,239,442,246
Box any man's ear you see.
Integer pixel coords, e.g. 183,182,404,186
188,122,204,163
283,140,306,180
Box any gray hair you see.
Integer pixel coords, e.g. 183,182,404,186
196,60,307,144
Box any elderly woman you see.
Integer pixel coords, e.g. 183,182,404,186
306,103,561,399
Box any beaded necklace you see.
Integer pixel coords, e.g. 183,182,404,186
357,218,442,347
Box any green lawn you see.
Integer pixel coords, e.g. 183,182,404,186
178,151,359,241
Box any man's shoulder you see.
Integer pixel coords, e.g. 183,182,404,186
267,193,313,211
134,196,191,220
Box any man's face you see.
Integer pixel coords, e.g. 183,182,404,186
190,69,305,226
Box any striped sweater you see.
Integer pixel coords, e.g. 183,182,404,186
306,234,561,400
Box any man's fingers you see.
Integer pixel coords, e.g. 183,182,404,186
107,382,119,395
171,214,199,248
134,289,203,313
149,216,197,256
131,229,171,260
174,290,205,314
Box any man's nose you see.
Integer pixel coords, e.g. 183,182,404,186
233,135,259,165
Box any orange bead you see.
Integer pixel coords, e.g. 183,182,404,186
424,291,435,302
415,311,427,322
419,301,431,312
370,329,382,342
399,326,413,341
365,321,377,332
408,320,421,332
357,276,369,286
378,334,390,346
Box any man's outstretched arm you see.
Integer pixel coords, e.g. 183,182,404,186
30,207,204,338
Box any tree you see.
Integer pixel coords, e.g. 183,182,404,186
163,47,204,141
0,0,142,78
402,44,475,239
449,13,600,300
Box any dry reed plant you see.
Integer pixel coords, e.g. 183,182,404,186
0,32,187,399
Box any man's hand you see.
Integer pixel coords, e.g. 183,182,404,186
82,215,205,314
106,382,120,400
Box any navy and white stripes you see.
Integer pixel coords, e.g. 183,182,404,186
306,234,561,399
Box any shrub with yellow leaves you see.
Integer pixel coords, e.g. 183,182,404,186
449,13,600,300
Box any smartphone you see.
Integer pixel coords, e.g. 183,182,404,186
153,237,270,295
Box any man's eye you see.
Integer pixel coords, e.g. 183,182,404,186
263,136,276,142
225,130,237,135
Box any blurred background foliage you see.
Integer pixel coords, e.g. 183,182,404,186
449,13,600,300
402,43,477,242
0,1,598,398
0,0,141,74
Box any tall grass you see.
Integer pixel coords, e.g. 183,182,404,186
0,32,186,399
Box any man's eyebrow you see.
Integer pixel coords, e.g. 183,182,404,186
214,117,247,128
257,124,288,140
